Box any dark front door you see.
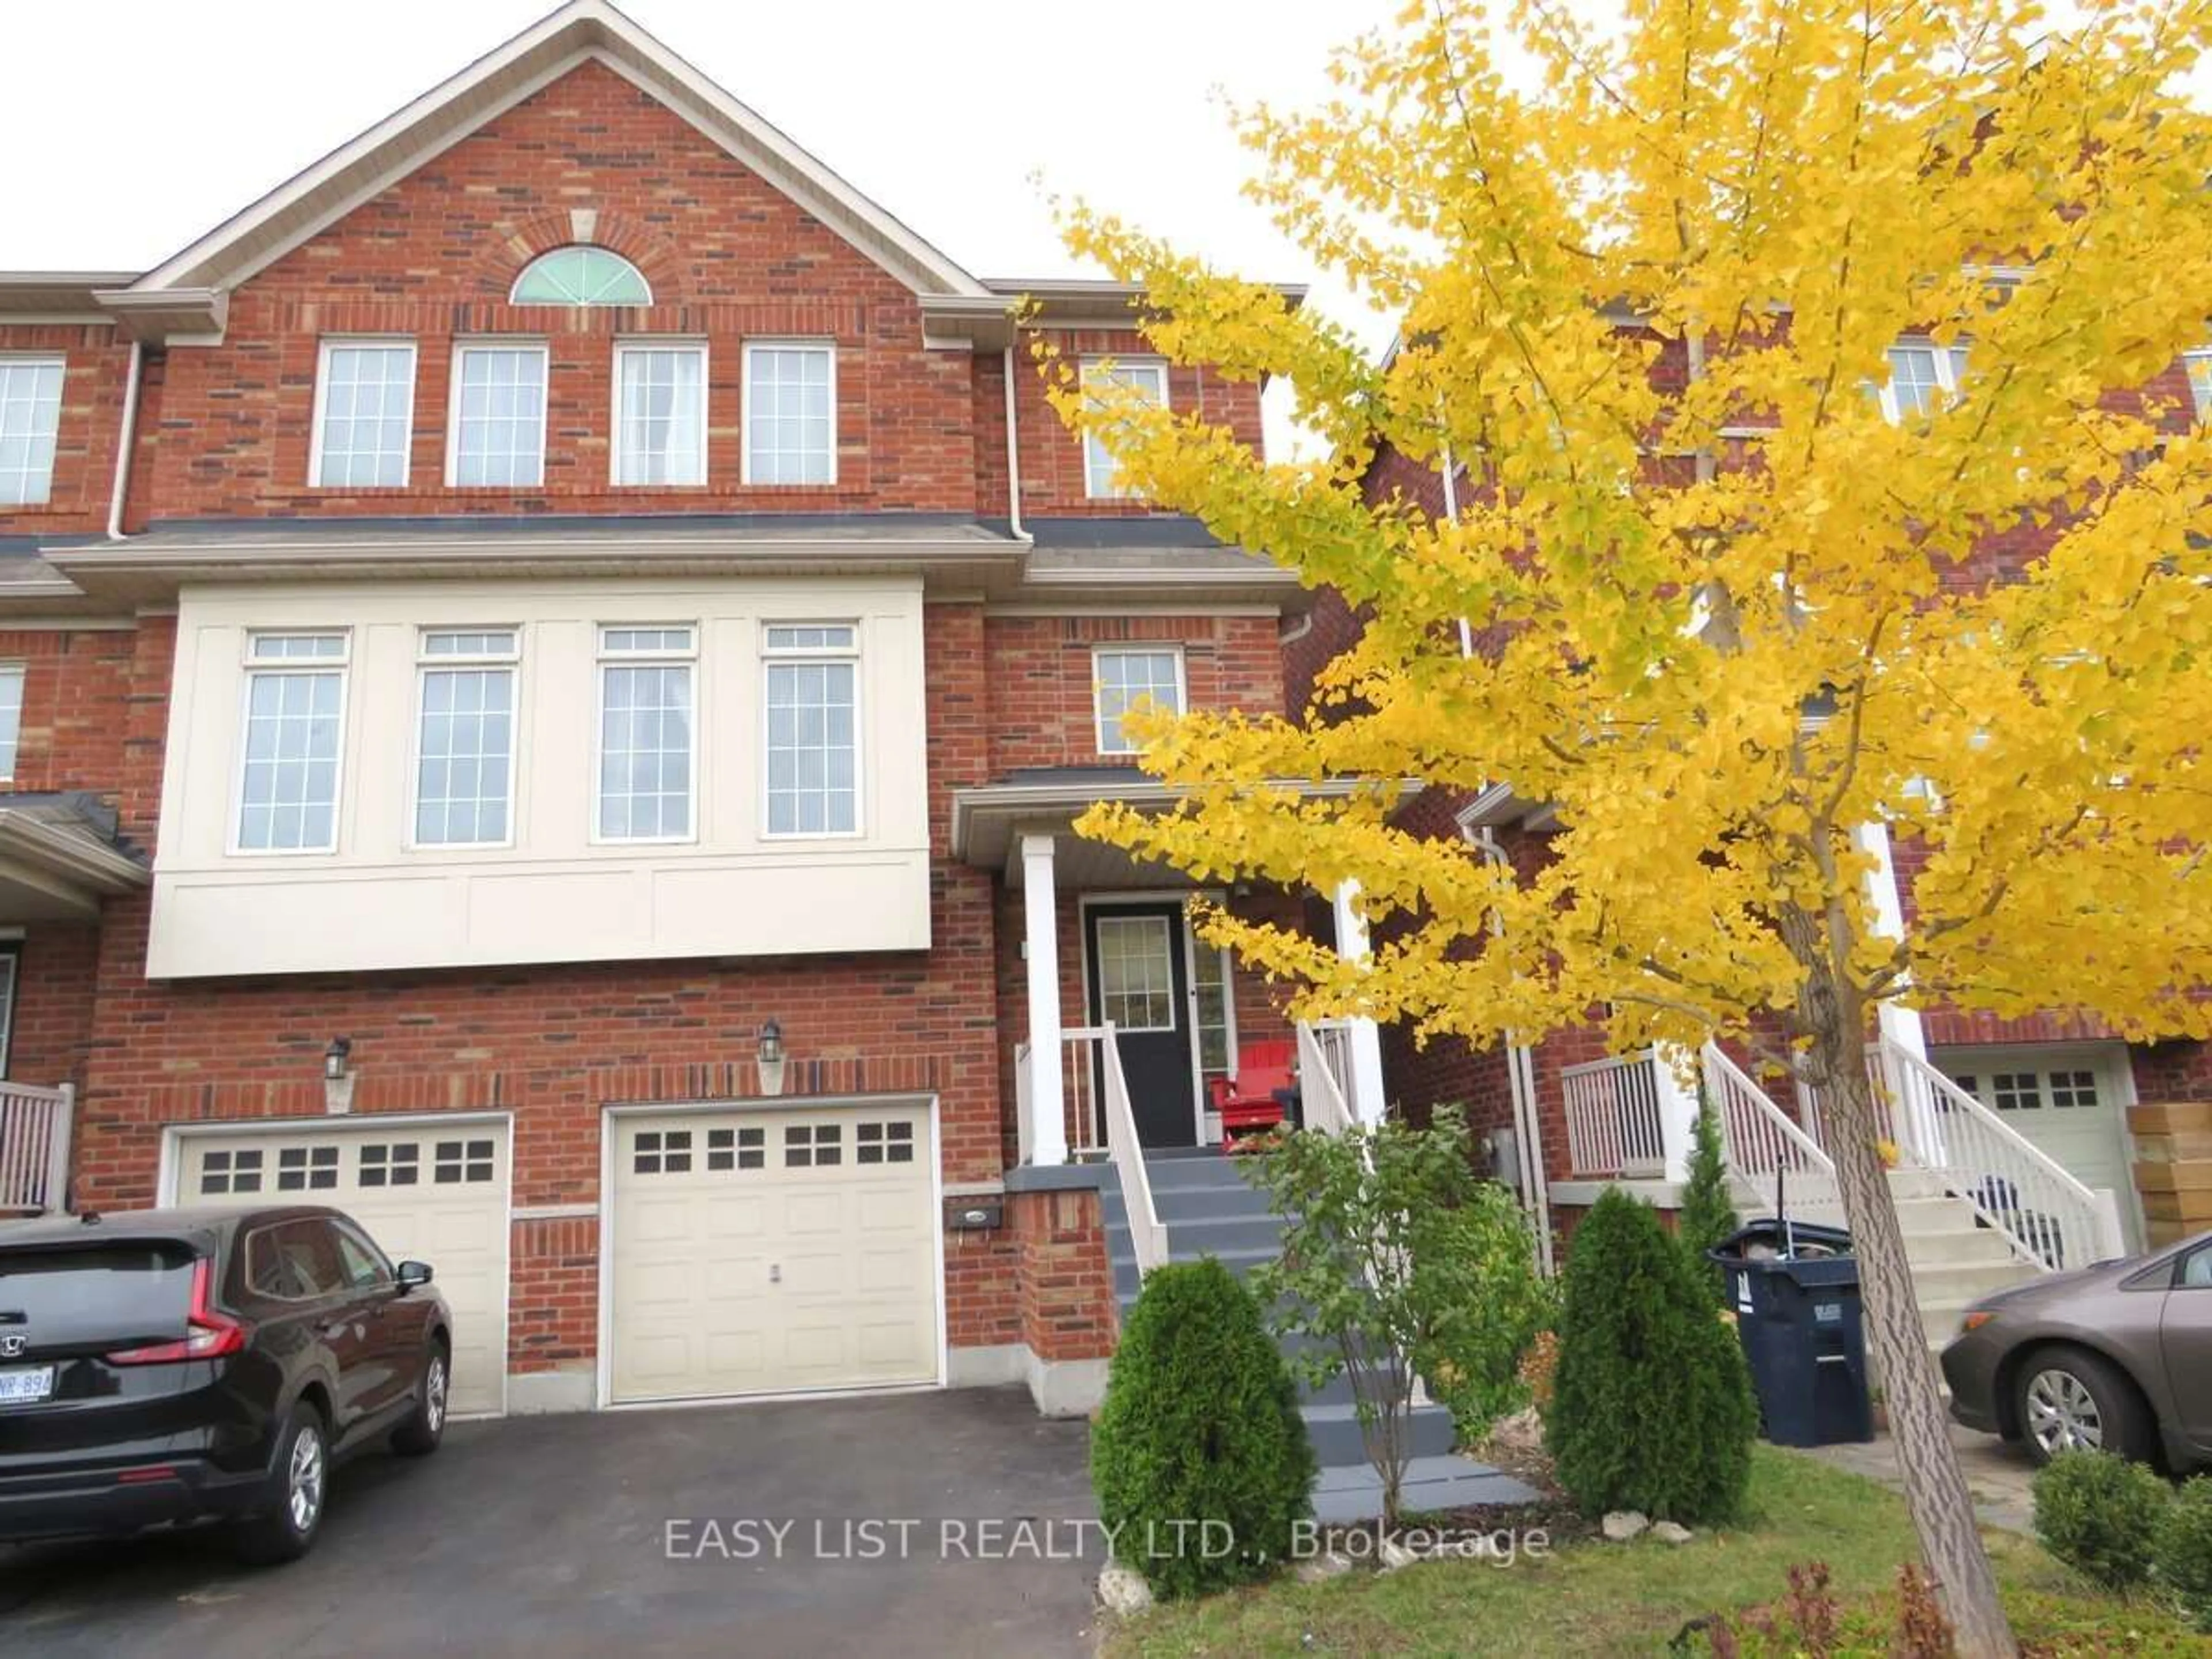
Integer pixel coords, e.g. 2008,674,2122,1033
1084,903,1196,1149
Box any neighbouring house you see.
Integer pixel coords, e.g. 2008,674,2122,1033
1290,327,2212,1327
0,0,1391,1422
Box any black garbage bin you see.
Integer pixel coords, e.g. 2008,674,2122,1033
1709,1220,1874,1448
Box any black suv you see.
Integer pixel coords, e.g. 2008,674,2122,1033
0,1205,453,1562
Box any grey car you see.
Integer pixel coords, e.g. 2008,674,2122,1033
1941,1228,2212,1469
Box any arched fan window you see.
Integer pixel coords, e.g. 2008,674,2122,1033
509,245,652,306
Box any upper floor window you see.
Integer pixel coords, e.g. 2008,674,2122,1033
0,663,22,780
0,357,63,506
597,625,696,842
448,343,548,487
509,245,651,307
1868,341,1969,424
236,632,347,854
311,340,416,488
1094,646,1185,755
614,342,707,487
414,629,519,848
763,624,858,836
2187,349,2211,422
743,343,835,486
1081,358,1168,498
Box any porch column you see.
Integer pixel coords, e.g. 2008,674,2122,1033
1652,1046,1703,1184
1330,880,1391,1126
1021,832,1068,1165
1854,820,1927,1060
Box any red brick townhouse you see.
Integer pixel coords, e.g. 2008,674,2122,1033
1293,327,2212,1320
0,0,1369,1420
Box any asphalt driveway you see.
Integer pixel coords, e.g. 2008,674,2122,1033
0,1387,1101,1658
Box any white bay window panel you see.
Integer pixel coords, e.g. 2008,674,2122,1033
1094,647,1185,755
1870,342,1971,424
614,344,706,486
237,635,347,853
764,631,858,836
0,663,24,779
415,630,517,847
2188,350,2211,421
449,345,547,487
0,358,64,507
598,626,695,841
312,342,416,487
1081,359,1168,499
743,344,834,485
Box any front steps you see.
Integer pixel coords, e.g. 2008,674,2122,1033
1104,1150,1539,1525
1726,1166,2043,1348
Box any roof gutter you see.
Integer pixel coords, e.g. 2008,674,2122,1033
106,340,144,542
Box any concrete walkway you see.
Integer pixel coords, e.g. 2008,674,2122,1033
1797,1422,2039,1535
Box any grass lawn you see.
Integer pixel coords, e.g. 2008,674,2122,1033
1107,1447,2200,1656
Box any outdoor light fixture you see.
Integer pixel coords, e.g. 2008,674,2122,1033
323,1036,355,1116
757,1018,787,1097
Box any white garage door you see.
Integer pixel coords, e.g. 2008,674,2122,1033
175,1120,510,1416
609,1103,939,1405
1932,1044,2140,1251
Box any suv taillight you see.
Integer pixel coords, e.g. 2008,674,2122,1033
107,1257,248,1365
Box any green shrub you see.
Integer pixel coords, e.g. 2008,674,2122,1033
2031,1448,2169,1590
2155,1475,2212,1631
1677,1086,1741,1309
1545,1188,1757,1524
1089,1257,1315,1599
1411,1176,1556,1448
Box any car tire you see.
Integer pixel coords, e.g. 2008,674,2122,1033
2013,1346,2154,1467
392,1339,449,1457
234,1401,331,1566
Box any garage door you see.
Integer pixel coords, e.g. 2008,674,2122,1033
175,1120,509,1416
609,1104,938,1404
1932,1044,2140,1251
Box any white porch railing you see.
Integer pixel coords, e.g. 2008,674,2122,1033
1700,1044,1846,1226
1295,1020,1358,1138
1869,1039,2126,1271
1560,1050,1668,1178
0,1081,73,1214
1066,1024,1167,1276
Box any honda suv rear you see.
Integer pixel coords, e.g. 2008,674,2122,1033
0,1205,452,1562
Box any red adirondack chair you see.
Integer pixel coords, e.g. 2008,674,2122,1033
1207,1037,1297,1153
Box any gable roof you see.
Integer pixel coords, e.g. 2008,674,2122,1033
128,0,990,302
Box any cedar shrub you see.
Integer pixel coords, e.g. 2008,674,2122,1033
1546,1188,1758,1523
1679,1086,1742,1309
1089,1257,1315,1598
2031,1448,2168,1590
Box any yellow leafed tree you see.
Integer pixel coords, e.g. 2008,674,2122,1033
1048,2,2212,1653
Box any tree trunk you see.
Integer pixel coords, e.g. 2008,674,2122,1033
1786,915,2017,1658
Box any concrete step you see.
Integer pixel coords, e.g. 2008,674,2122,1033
1165,1243,1277,1277
1141,1154,1265,1195
1911,1259,2040,1307
1302,1400,1456,1467
1902,1225,2022,1271
1310,1456,1542,1525
1164,1213,1286,1255
1153,1181,1276,1223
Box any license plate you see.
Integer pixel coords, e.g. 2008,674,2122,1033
0,1365,54,1405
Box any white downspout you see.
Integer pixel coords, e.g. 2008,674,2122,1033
1001,344,1031,543
1439,445,1474,658
107,340,145,541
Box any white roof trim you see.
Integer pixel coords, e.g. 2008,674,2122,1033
132,0,987,301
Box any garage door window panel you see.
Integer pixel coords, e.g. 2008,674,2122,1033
359,1142,421,1187
276,1144,340,1192
785,1124,842,1167
633,1128,694,1175
707,1126,764,1171
855,1122,914,1165
199,1149,264,1196
434,1139,497,1184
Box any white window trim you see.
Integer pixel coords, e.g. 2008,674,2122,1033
307,337,417,490
0,946,18,1081
1080,356,1171,499
609,338,710,488
1872,338,1971,426
2186,347,2211,422
443,339,551,489
229,631,350,858
1092,643,1188,756
0,661,25,784
591,623,700,848
760,620,864,841
0,354,66,509
405,628,522,853
740,339,838,487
